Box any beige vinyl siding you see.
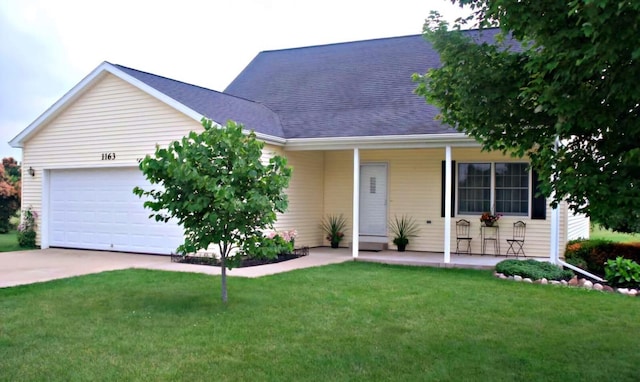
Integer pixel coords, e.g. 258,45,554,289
22,73,203,245
272,150,324,247
323,150,354,247
322,147,556,256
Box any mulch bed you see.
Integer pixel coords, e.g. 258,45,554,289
171,247,309,268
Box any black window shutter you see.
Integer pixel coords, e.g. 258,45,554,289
531,169,546,220
441,160,456,217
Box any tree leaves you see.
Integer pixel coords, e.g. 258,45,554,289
416,2,640,233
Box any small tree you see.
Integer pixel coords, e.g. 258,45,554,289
134,119,292,302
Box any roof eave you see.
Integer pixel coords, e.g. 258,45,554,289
283,133,479,151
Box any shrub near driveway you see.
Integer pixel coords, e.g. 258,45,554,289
1,263,639,381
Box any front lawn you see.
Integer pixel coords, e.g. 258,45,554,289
591,225,639,243
0,231,21,252
1,263,639,381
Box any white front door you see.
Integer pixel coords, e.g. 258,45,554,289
359,163,388,236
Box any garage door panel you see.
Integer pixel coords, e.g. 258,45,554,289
49,168,184,255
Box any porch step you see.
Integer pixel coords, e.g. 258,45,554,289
353,241,388,252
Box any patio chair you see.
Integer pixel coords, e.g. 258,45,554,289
455,219,472,255
505,221,526,257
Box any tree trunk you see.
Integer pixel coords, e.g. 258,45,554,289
220,255,228,303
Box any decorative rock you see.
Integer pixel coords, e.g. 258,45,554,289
499,274,508,279
540,278,548,285
514,275,523,282
533,279,542,284
550,280,561,285
523,278,533,283
578,278,586,286
568,276,579,286
617,288,629,295
628,289,638,296
582,280,593,289
508,275,514,280
561,280,568,286
494,271,500,277
593,283,603,291
603,285,615,292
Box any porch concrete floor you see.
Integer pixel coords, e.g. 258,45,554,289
312,247,543,270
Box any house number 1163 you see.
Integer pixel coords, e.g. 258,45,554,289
101,152,116,160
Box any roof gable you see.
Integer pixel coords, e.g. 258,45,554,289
10,62,284,148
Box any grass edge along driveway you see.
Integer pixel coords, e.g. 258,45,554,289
1,262,638,381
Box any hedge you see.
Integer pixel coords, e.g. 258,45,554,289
565,239,640,275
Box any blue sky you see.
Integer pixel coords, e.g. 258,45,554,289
0,0,470,161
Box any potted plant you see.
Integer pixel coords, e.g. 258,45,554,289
321,214,347,248
480,212,501,227
389,215,420,252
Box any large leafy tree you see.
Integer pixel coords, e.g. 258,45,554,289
134,119,292,302
414,1,640,232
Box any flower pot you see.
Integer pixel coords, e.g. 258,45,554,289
484,221,495,227
331,241,340,249
397,243,407,252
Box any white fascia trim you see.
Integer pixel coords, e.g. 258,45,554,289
283,133,479,151
9,62,205,148
247,130,286,146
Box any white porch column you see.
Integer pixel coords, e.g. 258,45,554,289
352,148,360,259
549,205,560,264
443,145,452,263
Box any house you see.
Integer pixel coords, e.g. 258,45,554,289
9,29,589,262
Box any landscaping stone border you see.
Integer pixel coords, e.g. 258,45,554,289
493,272,639,297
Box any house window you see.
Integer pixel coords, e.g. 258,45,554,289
458,163,491,214
495,163,529,215
457,162,529,216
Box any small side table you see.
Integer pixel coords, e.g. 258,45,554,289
481,225,500,256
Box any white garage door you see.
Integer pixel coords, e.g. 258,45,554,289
49,167,184,255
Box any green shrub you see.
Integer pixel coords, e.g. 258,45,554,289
604,257,640,288
17,230,36,248
496,259,574,281
565,239,640,275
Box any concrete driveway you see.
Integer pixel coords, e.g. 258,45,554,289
0,248,351,288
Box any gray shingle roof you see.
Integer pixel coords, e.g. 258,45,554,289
114,28,504,140
114,64,284,138
225,29,503,139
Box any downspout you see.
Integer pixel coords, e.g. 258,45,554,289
549,137,560,265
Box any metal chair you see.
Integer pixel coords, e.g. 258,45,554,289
455,219,472,255
506,221,526,257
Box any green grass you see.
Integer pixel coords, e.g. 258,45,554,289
590,225,640,243
0,231,21,252
1,263,639,381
